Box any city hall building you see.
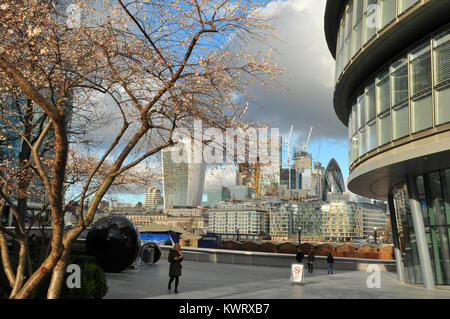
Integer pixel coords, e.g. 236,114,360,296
325,0,450,288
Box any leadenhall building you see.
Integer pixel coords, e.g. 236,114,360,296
324,0,450,288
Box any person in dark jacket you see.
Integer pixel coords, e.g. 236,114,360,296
307,252,315,273
168,243,183,293
295,248,304,264
327,253,334,274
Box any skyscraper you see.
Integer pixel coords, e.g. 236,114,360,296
161,147,206,209
144,186,162,209
322,158,345,201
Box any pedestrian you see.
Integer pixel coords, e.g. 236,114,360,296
295,247,304,264
307,251,315,274
168,243,183,293
327,252,334,274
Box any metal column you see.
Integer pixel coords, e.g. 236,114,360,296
388,193,405,282
405,175,435,289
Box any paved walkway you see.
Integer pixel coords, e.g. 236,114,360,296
104,260,450,299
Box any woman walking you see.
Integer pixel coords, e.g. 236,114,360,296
327,252,334,274
168,243,183,293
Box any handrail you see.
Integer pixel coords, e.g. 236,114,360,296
159,245,395,263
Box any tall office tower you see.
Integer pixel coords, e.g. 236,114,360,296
280,168,300,189
260,136,282,196
144,186,162,209
162,147,206,209
325,0,450,286
311,161,325,197
322,158,345,201
206,186,231,207
301,168,312,193
293,150,312,173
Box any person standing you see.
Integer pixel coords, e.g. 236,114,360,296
327,252,334,274
168,243,183,293
307,252,315,274
295,248,304,264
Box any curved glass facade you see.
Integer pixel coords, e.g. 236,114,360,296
335,0,421,83
393,168,450,285
349,27,450,166
322,159,346,201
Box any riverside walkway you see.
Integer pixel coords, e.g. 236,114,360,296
104,260,450,299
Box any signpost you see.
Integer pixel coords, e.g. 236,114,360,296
290,264,304,285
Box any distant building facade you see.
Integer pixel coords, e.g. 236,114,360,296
144,186,162,209
162,147,206,208
207,203,269,240
321,201,363,242
206,186,231,207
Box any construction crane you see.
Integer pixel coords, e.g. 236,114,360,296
302,126,313,152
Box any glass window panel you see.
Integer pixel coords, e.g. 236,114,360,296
351,133,359,162
377,110,390,146
434,31,450,125
343,2,354,69
378,0,396,30
410,43,432,133
392,103,409,140
351,0,364,57
410,43,432,98
398,0,419,14
357,94,365,129
365,82,376,122
352,104,358,135
391,58,409,106
362,0,377,45
358,128,366,157
411,95,433,133
376,70,390,114
348,113,353,141
366,120,377,152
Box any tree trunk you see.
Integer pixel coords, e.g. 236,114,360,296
47,247,69,299
9,240,27,298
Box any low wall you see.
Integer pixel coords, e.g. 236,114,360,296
160,246,396,272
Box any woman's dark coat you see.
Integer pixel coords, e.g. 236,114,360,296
327,255,334,263
168,249,183,277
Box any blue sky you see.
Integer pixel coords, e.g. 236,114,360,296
108,0,351,205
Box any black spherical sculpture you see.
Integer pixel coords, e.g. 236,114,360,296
141,242,161,264
86,215,140,273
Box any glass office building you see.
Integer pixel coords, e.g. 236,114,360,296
325,0,450,287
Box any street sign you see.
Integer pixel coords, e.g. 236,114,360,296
290,264,304,285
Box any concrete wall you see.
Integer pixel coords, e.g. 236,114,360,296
160,246,396,272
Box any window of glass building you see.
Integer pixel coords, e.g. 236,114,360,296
423,171,450,285
336,18,346,82
393,184,423,284
377,110,391,146
410,43,433,133
433,30,450,126
343,2,354,69
362,0,377,45
351,0,364,58
391,58,410,140
378,0,396,30
398,0,419,15
357,93,365,129
376,70,390,114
